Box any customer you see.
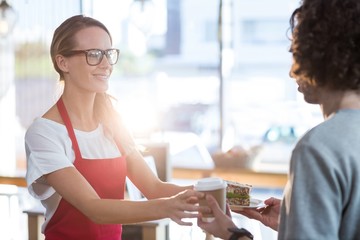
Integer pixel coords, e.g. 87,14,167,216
198,0,360,239
25,15,206,240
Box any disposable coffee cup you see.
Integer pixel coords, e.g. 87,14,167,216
194,177,227,222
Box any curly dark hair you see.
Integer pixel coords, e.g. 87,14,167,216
290,0,360,90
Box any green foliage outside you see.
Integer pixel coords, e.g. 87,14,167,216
15,41,55,79
14,41,156,79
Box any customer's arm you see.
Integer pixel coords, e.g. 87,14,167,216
236,197,281,231
197,194,238,239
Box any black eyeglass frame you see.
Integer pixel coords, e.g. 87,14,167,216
62,48,120,66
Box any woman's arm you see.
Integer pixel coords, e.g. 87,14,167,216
125,149,192,199
112,110,192,198
45,166,204,225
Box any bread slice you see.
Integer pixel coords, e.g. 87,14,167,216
226,180,252,206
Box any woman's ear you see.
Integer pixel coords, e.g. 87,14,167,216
55,54,69,73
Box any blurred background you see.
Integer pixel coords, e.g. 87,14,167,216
0,0,323,239
1,0,322,173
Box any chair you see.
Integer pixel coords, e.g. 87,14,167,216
0,184,19,217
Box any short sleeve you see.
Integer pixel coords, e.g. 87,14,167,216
25,118,74,200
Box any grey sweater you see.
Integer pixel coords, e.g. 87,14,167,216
278,109,360,240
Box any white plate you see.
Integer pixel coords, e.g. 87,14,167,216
229,198,263,211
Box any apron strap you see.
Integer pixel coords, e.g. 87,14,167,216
56,97,82,160
57,96,127,158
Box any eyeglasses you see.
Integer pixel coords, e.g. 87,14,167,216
63,48,120,66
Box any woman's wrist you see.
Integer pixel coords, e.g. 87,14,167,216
148,198,169,219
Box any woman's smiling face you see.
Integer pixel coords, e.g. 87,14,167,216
64,26,113,94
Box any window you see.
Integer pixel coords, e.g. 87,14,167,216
242,19,290,45
5,0,322,174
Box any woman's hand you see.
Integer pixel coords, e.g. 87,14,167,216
164,189,209,226
236,197,281,231
197,194,237,239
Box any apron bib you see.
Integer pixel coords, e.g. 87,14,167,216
45,98,127,240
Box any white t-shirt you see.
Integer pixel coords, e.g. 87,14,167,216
25,117,135,232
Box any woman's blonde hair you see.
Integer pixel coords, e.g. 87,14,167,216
51,15,121,140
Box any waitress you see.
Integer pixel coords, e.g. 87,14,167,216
25,15,206,240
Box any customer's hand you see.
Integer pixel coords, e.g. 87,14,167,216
197,194,237,239
235,197,281,231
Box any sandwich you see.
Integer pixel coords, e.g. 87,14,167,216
226,180,252,206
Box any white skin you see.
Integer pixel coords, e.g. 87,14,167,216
197,194,237,239
197,61,360,234
42,26,208,225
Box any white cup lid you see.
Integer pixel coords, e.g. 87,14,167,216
194,177,227,191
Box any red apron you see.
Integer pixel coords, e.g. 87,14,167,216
45,98,127,240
